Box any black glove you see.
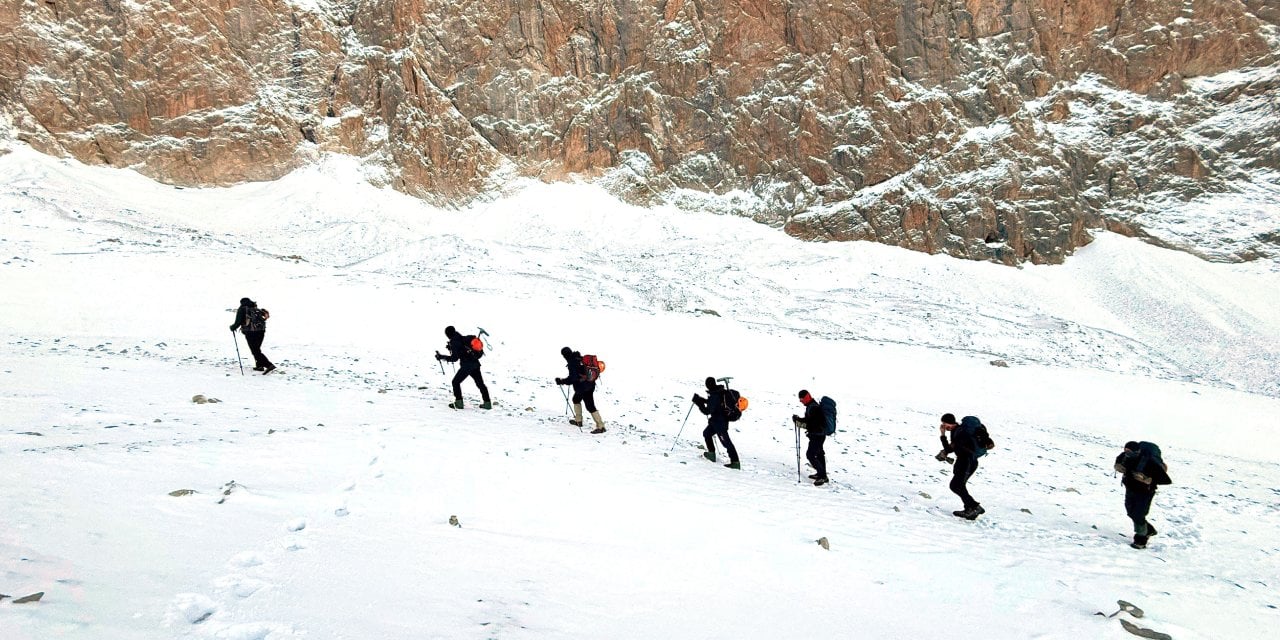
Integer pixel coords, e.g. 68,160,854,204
555,378,565,385
434,352,444,361
693,393,704,403
229,324,237,332
936,450,954,463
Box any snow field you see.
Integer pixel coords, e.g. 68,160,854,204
2,146,1279,639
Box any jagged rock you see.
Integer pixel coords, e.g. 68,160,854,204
448,515,460,527
1,0,1276,263
12,592,43,604
990,360,1009,368
1120,619,1170,640
191,395,220,404
816,536,829,550
918,491,932,500
168,489,197,497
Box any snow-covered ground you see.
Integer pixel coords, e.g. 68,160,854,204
2,145,1279,639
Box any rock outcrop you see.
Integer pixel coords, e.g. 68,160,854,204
2,0,1277,263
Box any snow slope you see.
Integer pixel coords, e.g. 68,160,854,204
2,146,1279,639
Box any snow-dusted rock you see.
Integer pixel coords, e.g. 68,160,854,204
1,0,1276,263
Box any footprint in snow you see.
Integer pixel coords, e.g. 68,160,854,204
285,518,307,532
169,592,218,624
213,575,266,599
281,537,308,552
230,551,265,568
334,506,349,517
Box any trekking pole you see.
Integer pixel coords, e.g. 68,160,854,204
670,402,695,452
794,421,802,483
231,330,244,376
559,385,571,416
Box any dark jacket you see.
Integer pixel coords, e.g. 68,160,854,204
942,416,984,457
694,385,729,422
441,332,482,367
559,351,590,386
800,400,826,437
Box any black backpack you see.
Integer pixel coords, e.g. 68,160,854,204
1134,442,1172,485
246,307,269,332
819,396,837,436
722,388,744,422
960,416,994,458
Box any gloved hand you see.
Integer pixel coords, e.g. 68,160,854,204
434,351,444,361
692,393,704,403
1114,463,1127,474
229,324,237,332
936,450,953,463
555,378,565,385
1131,471,1153,485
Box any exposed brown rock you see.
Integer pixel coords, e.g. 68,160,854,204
1,0,1277,263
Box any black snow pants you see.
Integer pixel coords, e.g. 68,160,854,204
572,381,597,412
806,433,827,478
243,330,272,369
1125,488,1155,536
451,362,490,402
950,454,980,510
703,418,739,464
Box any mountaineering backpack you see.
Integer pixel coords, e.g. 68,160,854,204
465,335,485,359
819,396,838,436
246,307,269,332
960,416,994,458
1134,441,1172,485
581,354,605,382
722,387,748,422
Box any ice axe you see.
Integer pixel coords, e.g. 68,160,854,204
477,327,492,351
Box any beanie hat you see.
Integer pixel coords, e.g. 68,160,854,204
705,376,717,390
941,413,956,424
798,390,813,403
1124,441,1140,451
240,297,253,306
445,325,456,337
561,347,573,357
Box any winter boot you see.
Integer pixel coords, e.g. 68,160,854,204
703,451,716,463
808,473,821,479
589,411,605,434
724,462,741,470
813,477,829,486
480,400,492,410
449,398,464,409
1130,535,1149,549
569,403,584,427
1146,524,1157,537
262,364,276,375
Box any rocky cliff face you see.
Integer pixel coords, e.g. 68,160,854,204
2,0,1277,264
